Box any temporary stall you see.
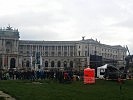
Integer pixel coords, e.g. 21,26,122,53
97,64,108,79
84,68,95,84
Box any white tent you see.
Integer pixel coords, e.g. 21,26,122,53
97,64,108,79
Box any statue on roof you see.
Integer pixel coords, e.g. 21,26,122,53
82,36,85,40
6,24,13,30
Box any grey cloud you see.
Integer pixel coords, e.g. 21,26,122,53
111,18,133,29
0,12,68,27
20,28,60,41
0,0,133,53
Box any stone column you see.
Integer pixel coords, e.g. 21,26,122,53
48,46,50,56
8,55,10,69
2,55,4,69
67,46,69,56
67,62,70,68
68,46,70,56
18,56,22,68
57,46,58,56
54,46,56,57
73,62,76,69
73,46,74,56
16,56,19,69
48,59,51,68
55,61,57,68
3,39,5,53
61,46,62,56
43,46,45,56
61,61,64,69
62,46,64,56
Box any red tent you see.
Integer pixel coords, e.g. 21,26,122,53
84,68,95,84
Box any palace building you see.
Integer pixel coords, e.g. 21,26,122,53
0,26,127,70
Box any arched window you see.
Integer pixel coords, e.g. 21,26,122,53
45,61,48,67
70,61,73,68
6,41,12,53
0,58,2,68
22,61,24,67
26,61,30,67
51,61,54,67
10,58,16,68
57,61,61,67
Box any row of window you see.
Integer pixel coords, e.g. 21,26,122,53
25,60,74,68
78,45,122,54
77,50,125,60
20,51,74,57
19,46,74,51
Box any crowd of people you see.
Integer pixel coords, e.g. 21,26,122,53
0,69,83,83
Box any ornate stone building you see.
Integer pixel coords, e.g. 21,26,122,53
0,26,127,70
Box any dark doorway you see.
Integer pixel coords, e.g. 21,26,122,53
51,61,54,67
10,58,16,68
57,61,61,67
0,57,2,68
26,61,30,67
64,61,67,68
70,61,73,68
45,61,48,67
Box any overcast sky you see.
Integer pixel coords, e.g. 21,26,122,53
0,0,133,53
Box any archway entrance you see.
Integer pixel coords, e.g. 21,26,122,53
64,61,67,68
45,61,48,67
0,57,2,68
10,58,16,68
51,61,54,67
70,61,73,68
26,61,30,67
57,61,61,67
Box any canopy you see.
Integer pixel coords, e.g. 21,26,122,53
97,64,108,69
97,64,108,79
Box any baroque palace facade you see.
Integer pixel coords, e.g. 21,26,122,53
0,26,127,70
